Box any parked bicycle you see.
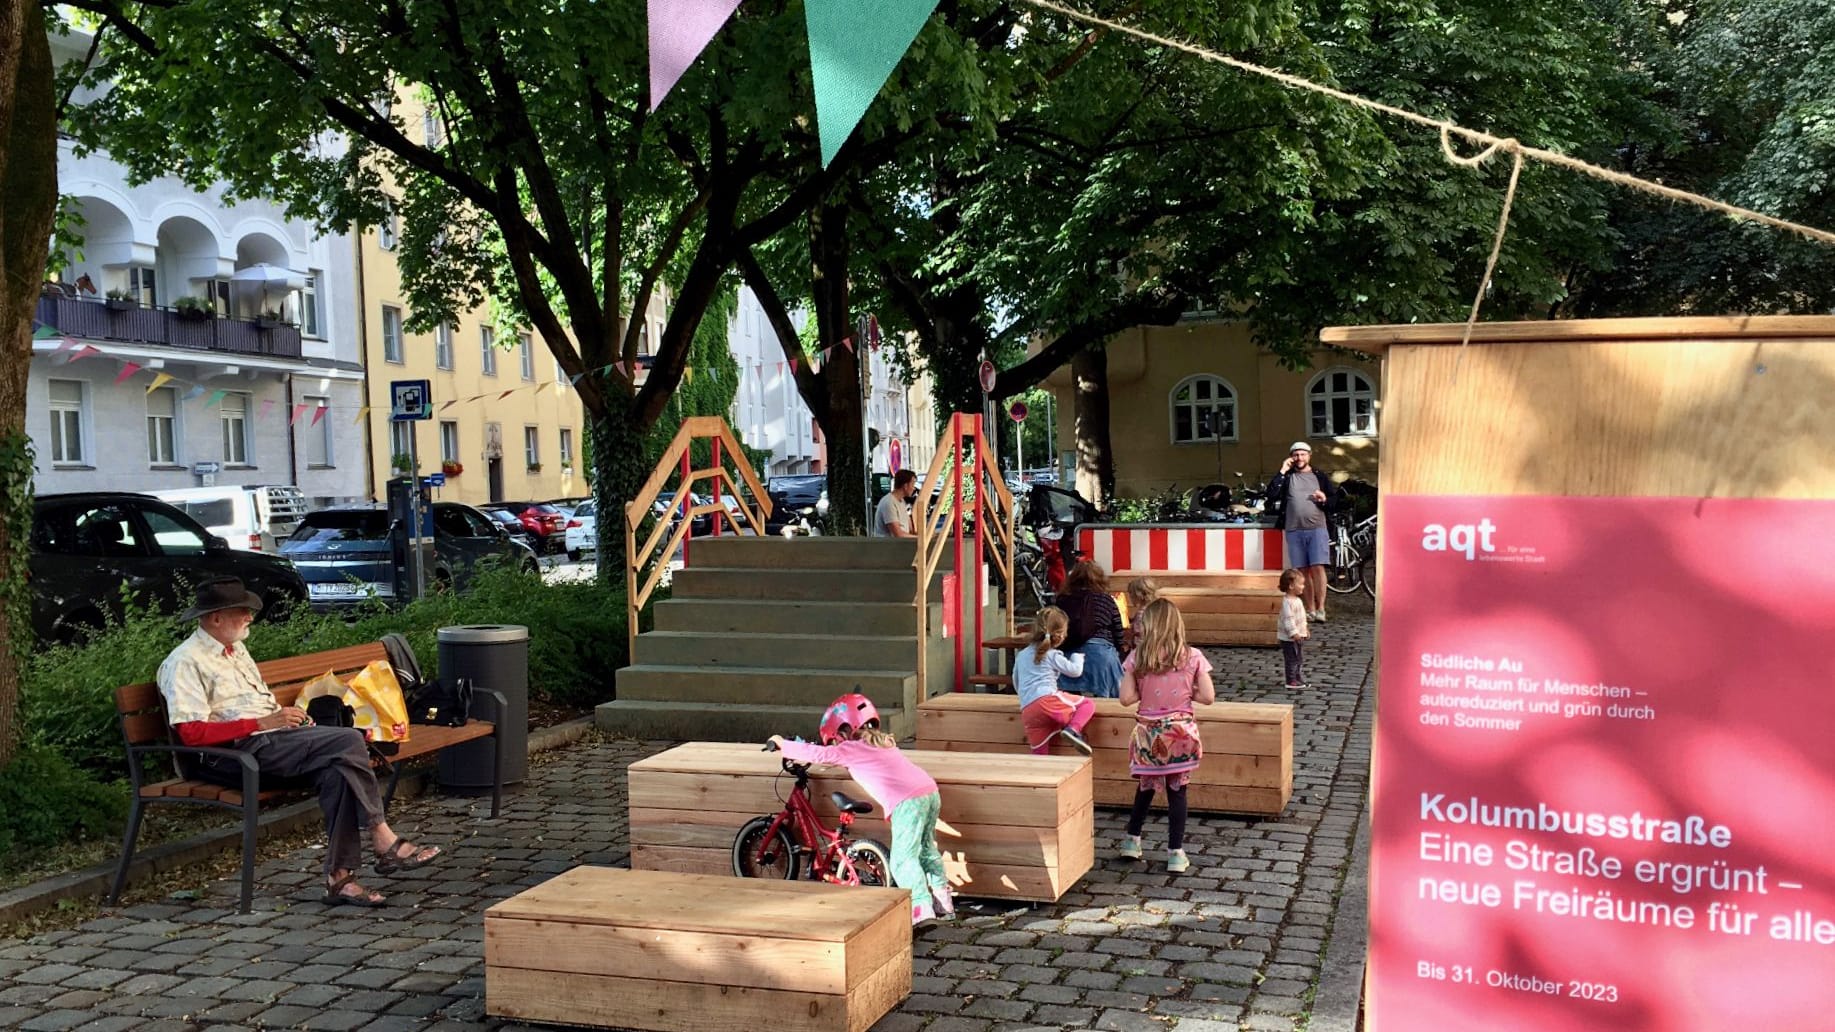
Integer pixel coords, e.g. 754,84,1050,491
1326,512,1378,599
732,740,893,886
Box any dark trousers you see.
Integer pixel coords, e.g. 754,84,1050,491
1281,640,1305,686
1127,785,1189,851
196,726,386,879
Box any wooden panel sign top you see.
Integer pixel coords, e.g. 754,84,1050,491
627,742,1094,902
486,866,911,1032
915,693,1292,816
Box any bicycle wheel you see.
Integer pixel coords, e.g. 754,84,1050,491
732,817,799,879
1359,548,1376,600
844,839,893,887
1325,540,1364,595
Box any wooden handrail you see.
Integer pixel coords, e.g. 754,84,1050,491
625,417,774,659
913,413,1018,698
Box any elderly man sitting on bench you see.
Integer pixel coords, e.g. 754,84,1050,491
156,578,443,906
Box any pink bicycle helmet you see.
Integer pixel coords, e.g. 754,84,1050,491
819,693,881,745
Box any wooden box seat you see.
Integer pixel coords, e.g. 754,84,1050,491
915,693,1292,816
486,866,911,1032
627,742,1094,902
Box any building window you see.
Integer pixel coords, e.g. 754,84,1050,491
554,357,565,384
378,201,399,251
147,386,178,465
382,305,404,363
1307,368,1377,437
423,110,444,147
304,395,332,467
435,322,453,369
301,272,322,337
519,333,534,381
523,426,540,468
128,265,156,307
481,326,497,376
221,393,251,465
48,379,87,464
208,278,232,315
1169,375,1238,444
440,420,460,463
390,419,414,469
558,428,574,469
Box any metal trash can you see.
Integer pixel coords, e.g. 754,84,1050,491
436,624,529,787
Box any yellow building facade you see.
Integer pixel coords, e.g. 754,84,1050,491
356,207,586,507
1043,319,1382,498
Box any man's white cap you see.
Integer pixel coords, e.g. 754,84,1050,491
1289,441,1312,453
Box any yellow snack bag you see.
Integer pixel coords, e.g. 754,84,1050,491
346,661,411,744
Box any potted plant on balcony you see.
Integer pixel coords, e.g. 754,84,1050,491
174,295,214,321
441,460,464,476
391,452,413,475
255,309,284,330
525,461,543,474
104,289,136,312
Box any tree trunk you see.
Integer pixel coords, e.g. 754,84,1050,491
810,202,868,536
0,0,56,766
1071,346,1114,509
588,389,651,587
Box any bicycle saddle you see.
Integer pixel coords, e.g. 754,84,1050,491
830,791,874,815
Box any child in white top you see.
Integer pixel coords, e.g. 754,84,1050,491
1277,568,1309,688
1010,607,1095,755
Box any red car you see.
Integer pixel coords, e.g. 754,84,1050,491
484,502,567,554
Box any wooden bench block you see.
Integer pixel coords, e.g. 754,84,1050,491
486,866,911,1032
627,743,1094,902
914,694,1292,816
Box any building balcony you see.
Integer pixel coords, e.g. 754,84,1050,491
35,294,303,360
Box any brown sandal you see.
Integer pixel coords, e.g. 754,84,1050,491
323,872,386,907
373,837,443,874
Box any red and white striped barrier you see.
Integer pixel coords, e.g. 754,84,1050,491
1077,523,1287,573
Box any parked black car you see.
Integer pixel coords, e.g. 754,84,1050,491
30,492,308,644
483,507,539,550
281,503,539,611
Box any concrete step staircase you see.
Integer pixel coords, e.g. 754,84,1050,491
599,536,987,742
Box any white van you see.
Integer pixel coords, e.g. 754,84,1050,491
152,485,309,553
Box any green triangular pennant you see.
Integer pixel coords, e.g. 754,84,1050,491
805,0,942,167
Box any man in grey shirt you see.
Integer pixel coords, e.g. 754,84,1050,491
874,469,918,537
1264,442,1342,621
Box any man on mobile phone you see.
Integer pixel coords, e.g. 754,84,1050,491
1265,442,1342,622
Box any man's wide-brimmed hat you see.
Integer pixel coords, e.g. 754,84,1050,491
181,577,264,621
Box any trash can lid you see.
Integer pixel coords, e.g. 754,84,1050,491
437,624,529,644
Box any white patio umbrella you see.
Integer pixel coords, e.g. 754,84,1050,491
229,264,305,316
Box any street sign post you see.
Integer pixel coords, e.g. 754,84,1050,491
391,380,434,601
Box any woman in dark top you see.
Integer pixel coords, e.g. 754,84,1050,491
1056,561,1124,698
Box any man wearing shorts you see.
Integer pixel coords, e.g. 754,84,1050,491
1265,442,1342,621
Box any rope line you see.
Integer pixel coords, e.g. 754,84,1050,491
1020,0,1835,247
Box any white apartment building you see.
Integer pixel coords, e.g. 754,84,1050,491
30,29,366,508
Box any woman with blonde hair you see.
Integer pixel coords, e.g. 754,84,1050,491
1117,598,1215,873
1055,561,1125,697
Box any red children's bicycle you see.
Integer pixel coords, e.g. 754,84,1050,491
732,742,892,885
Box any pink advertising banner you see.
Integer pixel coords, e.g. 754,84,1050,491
1370,494,1835,1031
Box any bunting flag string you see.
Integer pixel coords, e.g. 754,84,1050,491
259,399,276,420
311,405,328,427
289,403,309,425
183,385,207,401
353,406,370,426
804,0,942,167
32,324,58,341
145,372,175,394
205,389,227,407
113,361,143,384
68,345,101,363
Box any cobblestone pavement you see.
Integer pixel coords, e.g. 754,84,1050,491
0,597,1373,1032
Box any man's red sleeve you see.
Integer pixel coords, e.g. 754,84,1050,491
174,719,258,747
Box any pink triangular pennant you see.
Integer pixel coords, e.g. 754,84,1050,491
290,403,309,425
843,336,856,354
775,361,784,377
259,399,276,419
648,0,744,110
68,345,101,363
113,361,143,384
311,405,328,426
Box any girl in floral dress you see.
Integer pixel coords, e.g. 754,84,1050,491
1117,598,1215,873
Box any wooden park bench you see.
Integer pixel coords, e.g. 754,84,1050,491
109,640,506,913
915,692,1293,816
628,741,1094,903
486,866,912,1032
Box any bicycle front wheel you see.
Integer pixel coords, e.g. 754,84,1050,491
844,839,893,887
1360,549,1376,600
733,817,799,880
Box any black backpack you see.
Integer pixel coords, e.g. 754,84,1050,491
381,633,473,728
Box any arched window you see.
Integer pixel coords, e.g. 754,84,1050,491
1169,375,1237,443
1307,368,1377,437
